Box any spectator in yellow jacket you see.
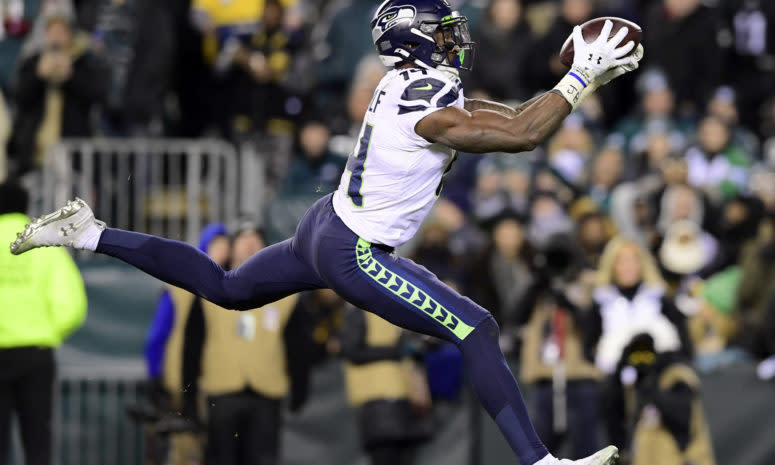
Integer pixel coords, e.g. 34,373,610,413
0,181,87,465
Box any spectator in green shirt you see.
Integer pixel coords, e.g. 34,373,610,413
0,181,87,465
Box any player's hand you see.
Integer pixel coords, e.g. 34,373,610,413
594,43,644,88
570,19,635,84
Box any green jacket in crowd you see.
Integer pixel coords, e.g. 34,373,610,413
0,212,87,348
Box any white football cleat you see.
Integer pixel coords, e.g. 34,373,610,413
9,198,106,255
535,446,619,465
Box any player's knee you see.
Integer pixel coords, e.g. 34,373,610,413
475,314,500,341
460,314,500,349
201,284,249,309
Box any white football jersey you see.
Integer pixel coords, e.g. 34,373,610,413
332,67,464,247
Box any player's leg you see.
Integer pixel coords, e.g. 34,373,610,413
10,199,326,309
315,236,549,464
97,231,324,309
315,229,617,465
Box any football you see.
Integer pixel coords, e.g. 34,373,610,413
559,16,642,68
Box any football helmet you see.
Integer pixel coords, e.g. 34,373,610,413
370,0,475,70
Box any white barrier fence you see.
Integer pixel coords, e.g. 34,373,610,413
33,138,252,245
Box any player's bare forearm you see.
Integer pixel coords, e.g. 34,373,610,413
416,91,571,154
463,94,544,118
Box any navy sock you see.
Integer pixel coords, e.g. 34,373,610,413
459,316,549,465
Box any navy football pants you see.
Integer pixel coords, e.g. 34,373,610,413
96,194,549,464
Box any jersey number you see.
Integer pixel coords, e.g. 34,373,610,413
347,123,374,208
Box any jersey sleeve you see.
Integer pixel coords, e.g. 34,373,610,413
392,70,464,146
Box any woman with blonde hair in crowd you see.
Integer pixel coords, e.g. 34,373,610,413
587,237,692,375
584,237,694,457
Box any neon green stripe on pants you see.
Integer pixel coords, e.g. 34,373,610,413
355,238,474,340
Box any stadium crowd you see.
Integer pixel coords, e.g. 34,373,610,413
1,0,775,465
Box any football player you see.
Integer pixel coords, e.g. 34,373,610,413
11,1,642,463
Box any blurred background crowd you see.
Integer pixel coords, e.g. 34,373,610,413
1,0,775,464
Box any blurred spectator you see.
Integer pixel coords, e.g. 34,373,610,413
720,0,775,137
468,0,532,101
614,69,690,159
0,181,87,465
141,223,230,465
0,91,9,182
703,195,763,276
341,306,433,465
685,115,752,202
315,0,378,114
291,288,346,364
523,0,595,93
527,193,575,249
657,220,718,293
184,225,308,465
0,0,35,89
587,144,625,213
279,120,346,196
575,210,613,270
19,0,73,60
749,166,775,215
606,335,715,465
735,219,775,359
628,126,684,181
234,0,306,134
329,54,387,149
644,0,726,117
609,181,661,250
688,266,742,364
706,86,760,158
191,0,261,65
754,282,775,381
198,0,304,139
423,198,486,258
518,232,603,459
412,220,466,285
546,114,594,189
111,0,176,135
470,157,531,223
655,184,707,235
532,164,577,206
469,211,536,334
588,237,692,376
8,12,107,176
168,0,213,137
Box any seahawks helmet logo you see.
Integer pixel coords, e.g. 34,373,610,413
373,6,416,37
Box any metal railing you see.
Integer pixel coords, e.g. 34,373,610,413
56,368,147,465
9,362,147,465
35,138,245,245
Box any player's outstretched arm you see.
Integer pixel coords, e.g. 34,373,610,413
418,19,642,154
416,91,572,154
462,94,543,118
